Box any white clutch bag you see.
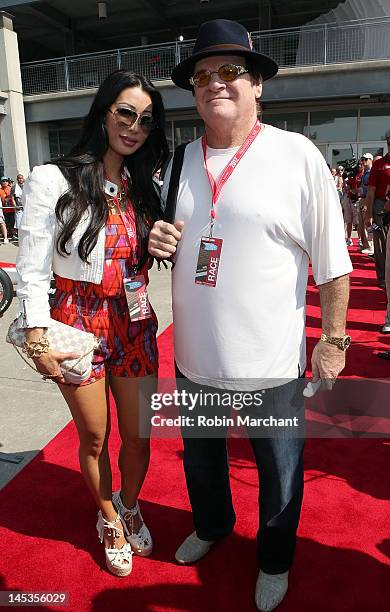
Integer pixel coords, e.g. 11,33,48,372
6,317,100,384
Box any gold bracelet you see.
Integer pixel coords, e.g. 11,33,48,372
22,336,50,359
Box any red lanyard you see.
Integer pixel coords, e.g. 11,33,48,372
201,120,263,236
119,208,138,272
106,172,138,273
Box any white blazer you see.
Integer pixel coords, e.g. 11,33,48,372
16,164,115,328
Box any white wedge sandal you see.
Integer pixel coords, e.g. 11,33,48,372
96,510,133,576
112,491,153,557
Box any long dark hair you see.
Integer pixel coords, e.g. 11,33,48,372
53,70,169,264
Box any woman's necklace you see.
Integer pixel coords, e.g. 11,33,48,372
106,188,127,212
105,174,128,213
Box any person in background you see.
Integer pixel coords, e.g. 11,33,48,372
347,161,364,245
342,169,355,247
11,173,25,240
358,154,373,255
0,200,8,244
365,136,390,287
335,166,344,203
0,177,15,241
378,182,390,340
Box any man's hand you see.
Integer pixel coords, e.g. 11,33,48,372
311,341,346,391
148,220,184,259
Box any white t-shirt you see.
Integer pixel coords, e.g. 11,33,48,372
13,183,24,205
162,125,352,390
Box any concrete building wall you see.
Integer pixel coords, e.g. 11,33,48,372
0,12,29,178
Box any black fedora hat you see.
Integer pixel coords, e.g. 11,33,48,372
171,19,278,90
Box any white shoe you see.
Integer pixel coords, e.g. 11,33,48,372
381,317,390,334
3,238,9,244
112,491,153,556
346,238,353,246
361,248,374,255
175,531,215,564
96,510,133,577
255,570,289,611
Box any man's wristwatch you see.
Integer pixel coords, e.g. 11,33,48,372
320,332,351,351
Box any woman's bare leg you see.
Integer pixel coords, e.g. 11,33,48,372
59,377,127,550
110,374,156,530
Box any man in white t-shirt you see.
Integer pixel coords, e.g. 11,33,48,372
149,19,352,612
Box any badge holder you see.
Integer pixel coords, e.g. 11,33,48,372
124,275,152,322
195,236,223,287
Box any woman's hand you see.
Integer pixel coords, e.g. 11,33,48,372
32,350,82,384
25,328,80,384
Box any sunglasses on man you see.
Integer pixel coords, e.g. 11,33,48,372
108,107,157,133
189,63,249,88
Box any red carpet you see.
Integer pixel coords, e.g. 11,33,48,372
0,246,389,611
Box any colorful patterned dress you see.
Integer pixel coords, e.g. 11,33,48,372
50,202,158,385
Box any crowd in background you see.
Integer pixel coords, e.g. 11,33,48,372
0,174,25,244
333,138,390,355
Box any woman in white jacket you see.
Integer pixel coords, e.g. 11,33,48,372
16,70,169,576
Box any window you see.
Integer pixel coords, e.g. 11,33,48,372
263,113,286,131
360,107,390,141
48,126,81,159
263,112,307,134
309,110,358,142
166,121,174,153
173,120,204,147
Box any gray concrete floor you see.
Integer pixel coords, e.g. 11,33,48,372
0,241,172,489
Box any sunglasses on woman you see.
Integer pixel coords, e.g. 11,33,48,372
108,107,157,133
189,64,249,88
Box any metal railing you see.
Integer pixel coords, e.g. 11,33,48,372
21,17,390,96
